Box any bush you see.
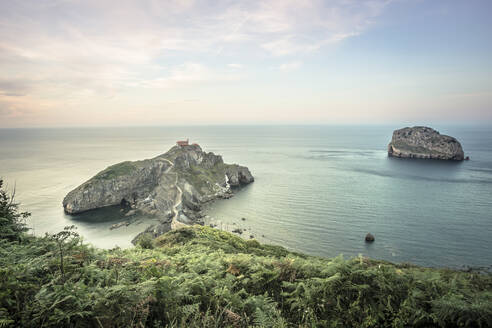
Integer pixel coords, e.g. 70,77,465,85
138,234,155,249
0,179,29,241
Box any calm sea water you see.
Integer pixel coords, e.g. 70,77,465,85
1,125,491,269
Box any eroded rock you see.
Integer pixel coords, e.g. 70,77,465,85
388,126,464,160
63,144,254,241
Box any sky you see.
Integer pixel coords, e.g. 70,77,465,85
0,0,491,127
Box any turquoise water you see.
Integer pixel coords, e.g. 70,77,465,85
1,125,491,269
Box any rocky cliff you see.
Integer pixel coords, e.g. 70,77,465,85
388,126,465,160
63,144,254,241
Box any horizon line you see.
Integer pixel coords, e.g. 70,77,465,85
1,122,492,129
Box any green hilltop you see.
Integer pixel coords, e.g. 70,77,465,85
1,180,491,327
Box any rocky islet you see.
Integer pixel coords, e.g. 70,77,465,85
63,143,254,242
388,126,465,160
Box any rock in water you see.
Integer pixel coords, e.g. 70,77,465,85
365,233,375,242
388,126,464,160
63,144,254,240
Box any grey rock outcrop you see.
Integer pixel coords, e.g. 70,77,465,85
63,159,169,214
226,165,254,186
63,144,254,242
365,233,375,242
388,127,464,160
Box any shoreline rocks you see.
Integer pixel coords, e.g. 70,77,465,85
388,126,465,160
109,221,130,230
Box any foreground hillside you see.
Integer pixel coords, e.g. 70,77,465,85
0,181,491,327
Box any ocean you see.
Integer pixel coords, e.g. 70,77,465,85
1,125,491,269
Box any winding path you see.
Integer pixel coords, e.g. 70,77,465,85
161,158,186,230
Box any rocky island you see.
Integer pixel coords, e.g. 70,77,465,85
63,141,254,242
388,126,465,160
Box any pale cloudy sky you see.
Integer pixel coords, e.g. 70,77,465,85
0,0,491,127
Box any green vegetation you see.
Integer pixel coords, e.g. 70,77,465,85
177,163,228,193
1,179,491,327
93,161,142,181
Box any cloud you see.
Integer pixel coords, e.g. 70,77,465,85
136,62,242,89
0,79,32,97
0,0,392,126
252,0,389,55
141,63,212,88
227,63,243,69
0,1,390,78
278,61,302,72
0,94,40,119
0,1,390,63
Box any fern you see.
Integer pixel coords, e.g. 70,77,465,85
0,180,491,328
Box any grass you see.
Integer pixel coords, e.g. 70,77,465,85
176,163,229,194
93,161,139,180
93,160,152,181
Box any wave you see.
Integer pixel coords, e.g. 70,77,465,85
350,167,492,185
309,149,377,155
468,167,492,175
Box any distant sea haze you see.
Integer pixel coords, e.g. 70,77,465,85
1,125,491,269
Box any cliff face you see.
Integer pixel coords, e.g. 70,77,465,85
388,127,465,160
62,144,254,239
63,159,170,214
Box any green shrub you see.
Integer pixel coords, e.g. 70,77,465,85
138,234,155,249
0,179,29,241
